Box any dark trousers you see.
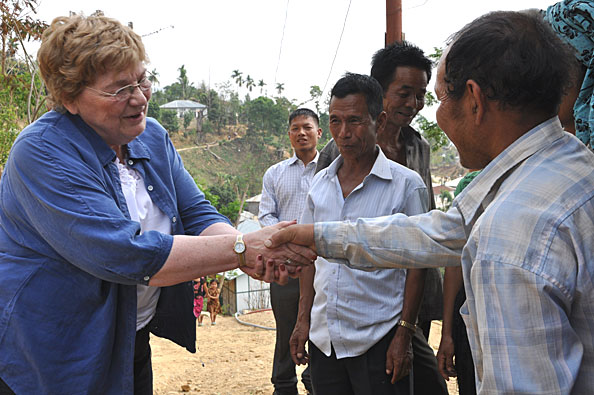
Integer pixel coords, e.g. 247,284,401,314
309,325,410,395
0,378,14,395
270,278,312,394
134,325,153,395
410,327,448,395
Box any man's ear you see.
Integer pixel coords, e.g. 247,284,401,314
376,111,387,134
466,80,485,125
317,127,322,138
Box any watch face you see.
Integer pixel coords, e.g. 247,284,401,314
234,242,246,254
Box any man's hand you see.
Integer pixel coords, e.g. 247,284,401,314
265,224,317,252
436,334,457,380
244,221,316,267
290,318,310,365
386,327,414,384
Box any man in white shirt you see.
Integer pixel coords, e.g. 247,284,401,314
258,108,322,395
291,73,428,394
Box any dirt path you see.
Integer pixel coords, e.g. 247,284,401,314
152,311,458,394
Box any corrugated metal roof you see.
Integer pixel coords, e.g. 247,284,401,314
159,100,206,109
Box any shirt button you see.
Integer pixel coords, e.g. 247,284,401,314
147,185,154,191
127,159,134,166
143,276,150,281
172,216,177,223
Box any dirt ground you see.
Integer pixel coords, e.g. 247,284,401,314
152,311,458,395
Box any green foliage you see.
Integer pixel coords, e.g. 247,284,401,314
147,101,161,121
183,111,193,129
199,182,241,223
414,114,449,152
160,110,179,133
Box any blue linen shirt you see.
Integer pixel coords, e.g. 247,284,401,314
314,118,594,394
303,148,428,358
0,111,230,394
258,152,319,226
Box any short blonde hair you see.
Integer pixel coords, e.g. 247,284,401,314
38,14,148,111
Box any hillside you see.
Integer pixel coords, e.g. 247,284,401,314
173,129,465,202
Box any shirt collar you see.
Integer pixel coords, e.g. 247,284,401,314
289,150,319,166
325,146,393,181
454,117,564,226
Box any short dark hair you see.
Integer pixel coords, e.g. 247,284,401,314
288,108,319,126
444,11,575,115
370,41,433,92
330,73,383,120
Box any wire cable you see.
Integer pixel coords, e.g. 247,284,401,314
274,0,290,84
321,0,353,96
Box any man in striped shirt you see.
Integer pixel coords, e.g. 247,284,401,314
268,11,594,394
259,108,321,395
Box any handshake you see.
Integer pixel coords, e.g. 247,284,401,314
240,221,317,284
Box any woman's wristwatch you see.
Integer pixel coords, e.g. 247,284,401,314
233,234,246,267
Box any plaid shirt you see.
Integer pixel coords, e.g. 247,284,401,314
258,152,319,226
315,118,594,394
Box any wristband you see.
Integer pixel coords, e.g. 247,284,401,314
397,319,417,332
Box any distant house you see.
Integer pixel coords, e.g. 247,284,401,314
159,100,206,118
244,194,262,216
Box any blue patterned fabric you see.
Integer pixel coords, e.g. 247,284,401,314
545,0,594,149
315,118,594,393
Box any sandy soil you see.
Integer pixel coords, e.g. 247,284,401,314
152,311,458,394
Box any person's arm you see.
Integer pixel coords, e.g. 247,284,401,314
436,266,464,380
386,268,425,383
258,167,280,226
290,264,315,365
386,181,429,382
149,221,317,286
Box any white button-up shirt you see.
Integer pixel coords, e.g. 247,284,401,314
303,148,428,358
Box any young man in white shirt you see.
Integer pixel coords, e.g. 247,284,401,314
259,108,322,395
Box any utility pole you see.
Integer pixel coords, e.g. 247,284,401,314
386,0,402,46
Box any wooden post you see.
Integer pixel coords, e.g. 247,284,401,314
386,0,402,46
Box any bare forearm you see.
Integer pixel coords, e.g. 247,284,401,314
442,266,464,336
150,234,239,286
297,265,316,323
400,268,427,323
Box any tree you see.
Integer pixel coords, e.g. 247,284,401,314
160,110,179,133
414,114,449,152
183,111,193,129
177,65,192,99
309,85,322,113
245,75,255,92
258,79,266,94
231,69,243,88
275,82,284,96
148,68,159,88
0,0,48,172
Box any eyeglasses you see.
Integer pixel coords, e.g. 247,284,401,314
86,77,152,101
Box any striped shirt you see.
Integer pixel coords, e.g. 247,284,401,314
303,148,428,358
258,152,319,226
315,118,594,394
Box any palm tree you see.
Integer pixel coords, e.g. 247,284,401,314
148,68,160,87
231,69,243,88
275,82,284,96
258,79,266,94
245,75,255,92
177,65,191,99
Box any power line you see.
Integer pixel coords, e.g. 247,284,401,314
406,0,430,10
321,0,352,97
274,0,290,84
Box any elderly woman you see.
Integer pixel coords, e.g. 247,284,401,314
0,14,313,394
